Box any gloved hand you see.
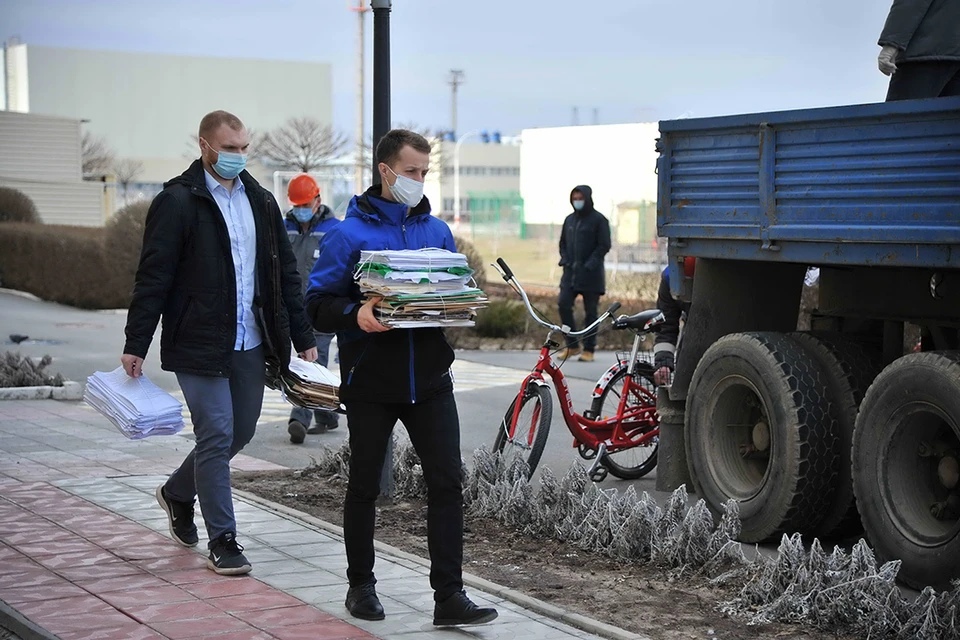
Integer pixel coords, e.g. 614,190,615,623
878,45,899,76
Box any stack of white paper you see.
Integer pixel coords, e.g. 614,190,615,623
355,249,488,328
84,367,184,439
275,356,342,411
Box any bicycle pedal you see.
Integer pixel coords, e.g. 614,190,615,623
589,466,608,482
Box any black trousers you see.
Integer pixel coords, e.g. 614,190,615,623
343,390,463,601
887,61,960,101
558,287,600,352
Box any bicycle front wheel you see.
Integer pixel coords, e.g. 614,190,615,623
493,384,552,478
591,365,659,480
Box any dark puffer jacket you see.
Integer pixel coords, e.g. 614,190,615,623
123,160,315,377
879,0,960,62
558,185,612,294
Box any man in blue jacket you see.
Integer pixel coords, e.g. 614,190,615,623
305,129,497,627
284,174,341,443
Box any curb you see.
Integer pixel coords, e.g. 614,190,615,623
0,599,59,640
233,489,651,640
0,381,83,401
0,288,41,303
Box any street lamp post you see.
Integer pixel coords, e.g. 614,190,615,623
453,130,479,231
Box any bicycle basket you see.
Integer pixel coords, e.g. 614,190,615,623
616,350,655,366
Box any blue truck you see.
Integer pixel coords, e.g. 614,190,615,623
654,96,960,589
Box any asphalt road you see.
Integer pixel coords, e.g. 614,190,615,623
0,290,668,501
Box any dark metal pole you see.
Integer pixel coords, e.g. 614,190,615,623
371,0,394,499
371,0,391,186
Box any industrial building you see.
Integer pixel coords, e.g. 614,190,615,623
1,43,334,210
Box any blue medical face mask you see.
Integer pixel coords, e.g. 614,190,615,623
203,139,247,179
292,207,314,223
572,200,585,211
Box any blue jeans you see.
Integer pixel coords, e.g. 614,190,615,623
289,332,339,428
165,346,264,543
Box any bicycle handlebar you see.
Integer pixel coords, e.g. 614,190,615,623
492,258,620,337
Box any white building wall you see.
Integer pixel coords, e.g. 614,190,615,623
0,110,104,226
7,44,333,186
519,123,660,226
423,141,520,216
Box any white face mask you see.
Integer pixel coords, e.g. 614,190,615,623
384,165,424,208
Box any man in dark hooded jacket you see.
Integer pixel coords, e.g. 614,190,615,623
557,185,611,362
878,0,960,100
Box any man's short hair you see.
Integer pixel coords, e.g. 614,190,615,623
376,129,431,166
198,110,244,140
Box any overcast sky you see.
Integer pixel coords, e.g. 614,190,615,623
1,0,894,137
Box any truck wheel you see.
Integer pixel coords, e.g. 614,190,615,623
789,333,881,540
685,332,838,543
853,352,960,590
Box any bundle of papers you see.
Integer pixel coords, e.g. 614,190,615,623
84,367,184,439
268,355,342,411
356,249,488,328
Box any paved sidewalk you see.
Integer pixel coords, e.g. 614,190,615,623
0,400,618,640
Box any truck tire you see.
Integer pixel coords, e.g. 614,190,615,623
789,333,881,540
852,351,960,590
685,332,838,543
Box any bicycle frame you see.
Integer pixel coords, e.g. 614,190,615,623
508,341,658,455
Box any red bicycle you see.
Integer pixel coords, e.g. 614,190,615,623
492,258,665,482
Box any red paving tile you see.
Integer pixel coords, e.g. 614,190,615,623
56,561,146,581
15,594,116,620
152,568,224,586
0,569,65,589
124,599,222,624
208,590,306,613
234,604,335,629
181,578,274,599
194,631,274,640
0,581,89,604
270,621,376,640
0,557,43,574
57,624,166,640
136,553,209,573
148,615,260,639
98,585,196,609
15,539,105,557
2,528,79,545
26,611,144,635
77,572,170,593
36,548,123,570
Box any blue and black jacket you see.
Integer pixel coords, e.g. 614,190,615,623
304,185,457,404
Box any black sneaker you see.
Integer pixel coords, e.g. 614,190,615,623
306,423,328,435
288,420,307,444
345,581,385,621
207,531,252,576
433,590,498,626
155,485,198,547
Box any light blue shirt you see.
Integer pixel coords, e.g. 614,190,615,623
204,169,262,351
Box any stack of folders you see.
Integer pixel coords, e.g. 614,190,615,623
268,355,342,412
84,367,184,439
355,249,488,328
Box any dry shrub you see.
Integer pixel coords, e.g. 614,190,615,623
104,200,151,305
0,187,40,224
454,235,487,290
0,223,125,308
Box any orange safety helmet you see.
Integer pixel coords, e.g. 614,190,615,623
287,174,320,206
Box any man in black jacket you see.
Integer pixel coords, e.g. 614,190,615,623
878,0,960,100
121,110,316,576
557,185,612,362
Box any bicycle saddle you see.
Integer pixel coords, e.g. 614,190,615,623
613,309,665,332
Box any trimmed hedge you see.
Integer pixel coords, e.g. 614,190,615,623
104,201,151,306
0,223,126,309
0,187,40,224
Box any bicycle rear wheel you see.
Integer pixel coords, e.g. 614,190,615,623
590,365,659,480
493,384,553,478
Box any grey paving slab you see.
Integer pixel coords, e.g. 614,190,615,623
258,568,344,590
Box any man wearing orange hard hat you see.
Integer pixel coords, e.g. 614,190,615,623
284,174,341,444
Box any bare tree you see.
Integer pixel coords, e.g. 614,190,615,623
258,118,348,172
113,159,144,206
81,132,116,178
